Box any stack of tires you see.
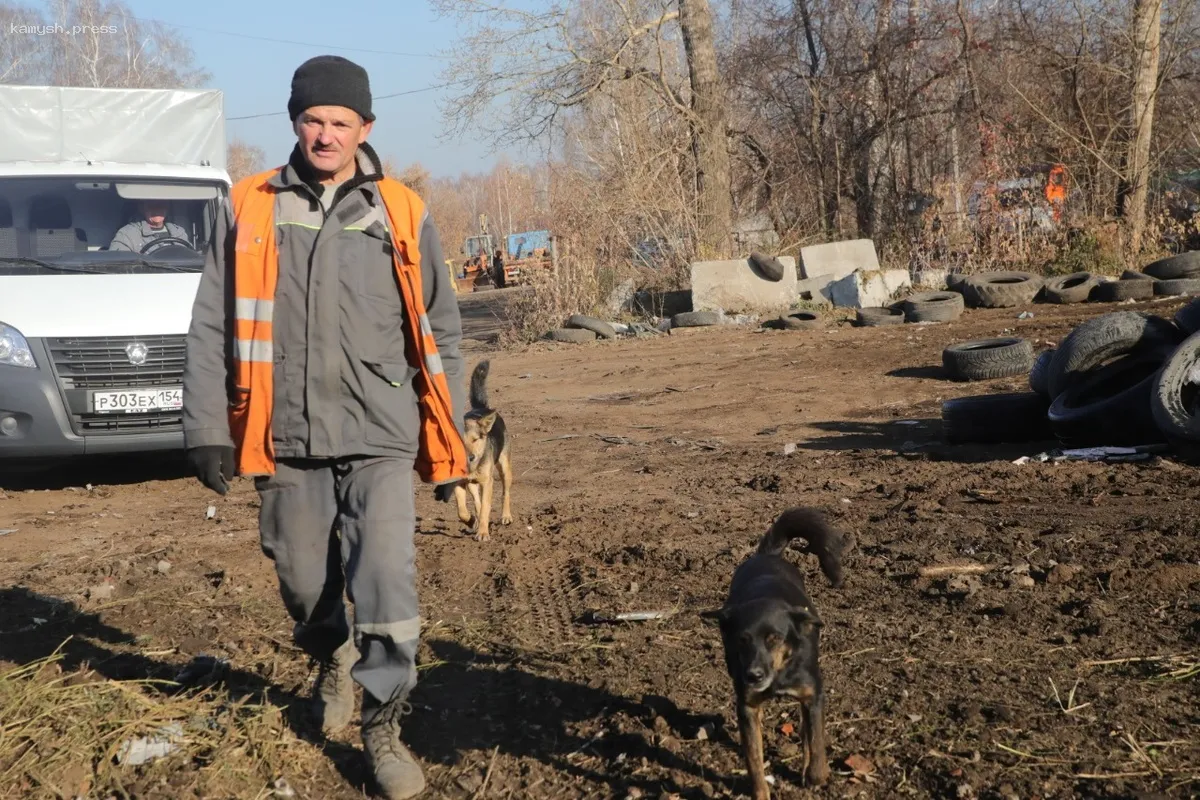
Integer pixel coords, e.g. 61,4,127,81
1141,252,1200,298
1079,254,1200,302
941,253,1200,311
942,300,1200,459
544,314,620,343
1091,271,1156,302
857,290,965,326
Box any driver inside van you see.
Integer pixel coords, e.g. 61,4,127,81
109,199,191,252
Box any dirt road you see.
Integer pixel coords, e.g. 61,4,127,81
457,286,529,343
2,296,1198,800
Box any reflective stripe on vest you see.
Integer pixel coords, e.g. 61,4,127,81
226,166,469,483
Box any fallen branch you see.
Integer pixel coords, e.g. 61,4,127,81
1083,654,1192,667
593,434,639,446
917,563,994,577
580,610,672,624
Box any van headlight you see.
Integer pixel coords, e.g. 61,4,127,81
0,322,35,368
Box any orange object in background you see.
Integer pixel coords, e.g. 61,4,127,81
1045,163,1068,220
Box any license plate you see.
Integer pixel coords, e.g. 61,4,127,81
91,387,183,414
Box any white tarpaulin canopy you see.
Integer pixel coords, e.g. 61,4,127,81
0,85,226,171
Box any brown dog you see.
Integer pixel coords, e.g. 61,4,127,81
705,507,846,799
453,359,513,541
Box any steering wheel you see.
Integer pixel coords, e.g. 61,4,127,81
139,236,195,255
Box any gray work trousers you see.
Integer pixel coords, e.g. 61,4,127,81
255,455,420,707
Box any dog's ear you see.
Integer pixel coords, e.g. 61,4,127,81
790,604,823,634
698,607,730,624
478,410,499,433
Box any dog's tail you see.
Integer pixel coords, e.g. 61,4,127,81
469,359,491,411
757,506,846,588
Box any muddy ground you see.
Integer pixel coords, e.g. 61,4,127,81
1,291,1198,800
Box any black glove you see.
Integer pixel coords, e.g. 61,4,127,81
187,445,235,495
434,482,458,503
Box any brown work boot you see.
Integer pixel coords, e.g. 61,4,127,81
361,696,425,799
311,638,357,735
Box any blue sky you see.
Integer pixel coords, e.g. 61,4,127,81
117,0,515,178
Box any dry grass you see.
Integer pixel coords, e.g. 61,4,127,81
0,645,328,800
1085,652,1200,682
499,256,607,345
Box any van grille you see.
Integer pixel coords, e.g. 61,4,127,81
47,335,186,389
46,335,186,435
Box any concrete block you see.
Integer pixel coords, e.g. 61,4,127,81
799,238,880,280
795,276,834,308
606,278,636,316
690,256,798,314
912,268,949,289
828,269,912,309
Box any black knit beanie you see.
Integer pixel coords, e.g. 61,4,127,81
287,55,375,122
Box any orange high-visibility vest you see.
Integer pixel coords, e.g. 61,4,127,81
225,166,469,483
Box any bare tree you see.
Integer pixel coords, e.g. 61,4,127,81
679,0,733,256
1120,0,1164,254
0,0,209,88
384,159,432,198
48,0,208,88
227,138,266,183
0,3,48,83
432,0,736,258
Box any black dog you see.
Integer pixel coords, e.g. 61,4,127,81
706,507,846,799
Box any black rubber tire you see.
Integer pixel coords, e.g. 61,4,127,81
565,314,617,340
748,252,786,282
545,328,597,343
941,392,1053,444
946,272,967,291
942,337,1035,381
1122,270,1156,281
1046,311,1184,399
960,271,1044,308
672,311,721,328
779,310,822,330
1093,278,1154,302
1154,278,1200,297
1030,349,1055,397
856,306,905,327
1047,353,1167,447
1150,331,1200,461
1174,299,1200,335
902,291,964,323
1143,251,1200,280
1042,272,1101,304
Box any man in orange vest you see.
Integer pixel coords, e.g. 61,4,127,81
180,55,469,799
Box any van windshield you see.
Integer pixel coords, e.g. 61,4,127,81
0,176,223,274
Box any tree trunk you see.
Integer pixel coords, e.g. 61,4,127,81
679,0,734,259
796,0,835,238
1119,0,1162,256
854,0,895,239
950,115,964,233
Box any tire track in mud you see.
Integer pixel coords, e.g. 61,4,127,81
485,552,579,654
525,563,578,649
442,553,589,795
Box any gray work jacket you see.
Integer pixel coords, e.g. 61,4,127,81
180,142,467,464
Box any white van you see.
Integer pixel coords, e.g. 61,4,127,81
0,86,231,461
